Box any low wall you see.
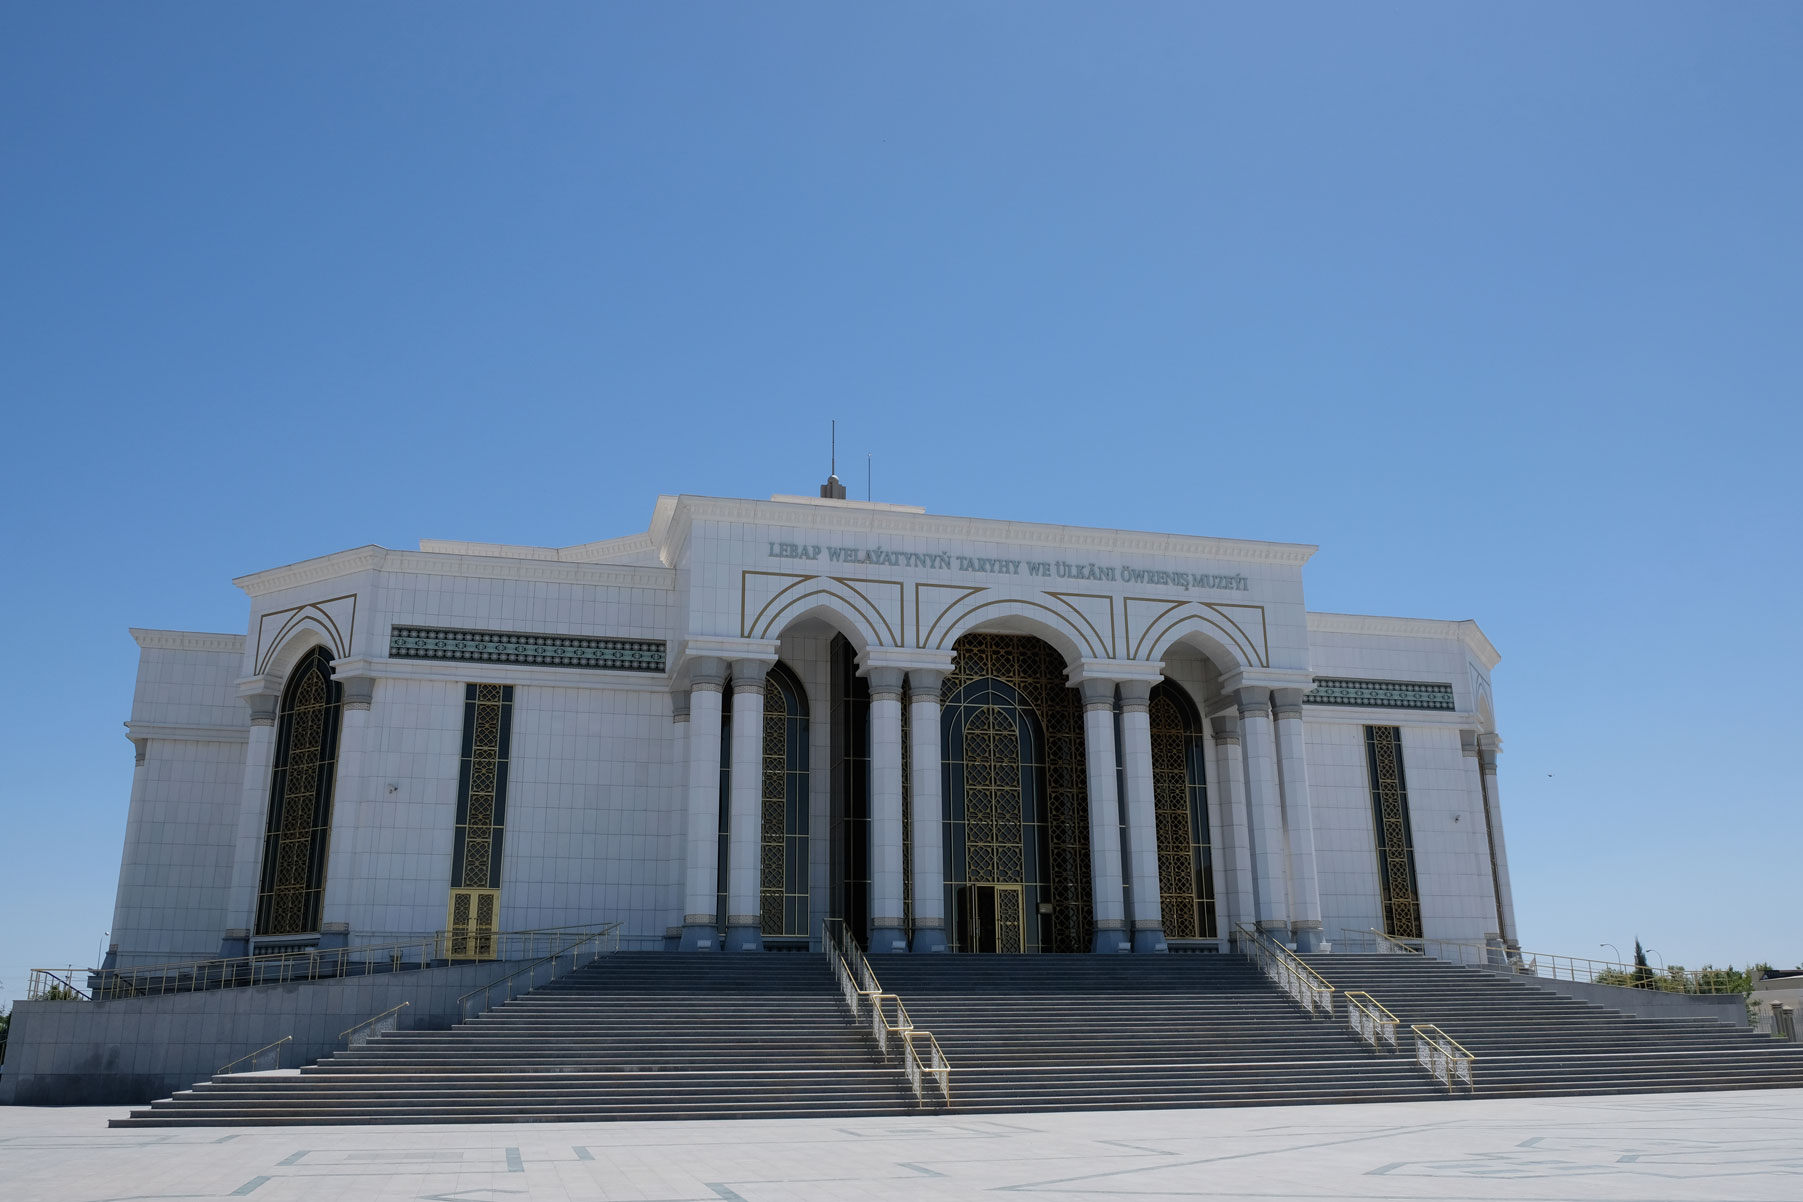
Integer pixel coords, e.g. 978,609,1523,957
1487,969,1749,1027
0,959,519,1107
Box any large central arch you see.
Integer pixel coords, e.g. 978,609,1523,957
941,633,1092,953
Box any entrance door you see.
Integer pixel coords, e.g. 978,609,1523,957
956,884,1026,954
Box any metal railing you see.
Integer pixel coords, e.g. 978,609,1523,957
1344,930,1744,996
30,923,619,1003
1231,924,1335,1018
1343,990,1401,1052
823,919,952,1108
340,1001,409,1049
457,923,622,1021
218,1035,292,1076
26,969,91,1001
1412,1024,1476,1089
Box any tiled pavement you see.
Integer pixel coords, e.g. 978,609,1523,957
3,1089,1802,1201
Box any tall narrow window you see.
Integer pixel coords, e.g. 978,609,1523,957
717,662,811,941
1365,725,1423,939
255,647,343,936
762,664,810,939
1149,684,1216,940
448,683,513,957
829,636,871,943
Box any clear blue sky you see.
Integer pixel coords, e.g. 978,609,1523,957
3,4,1799,997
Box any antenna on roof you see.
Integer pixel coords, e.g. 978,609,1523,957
867,452,872,502
819,420,846,499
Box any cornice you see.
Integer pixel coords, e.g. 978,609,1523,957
1297,706,1480,730
1307,611,1501,670
415,531,660,565
657,494,1318,568
234,546,675,598
130,629,246,654
124,721,250,744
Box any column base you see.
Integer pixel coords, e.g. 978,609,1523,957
1291,925,1324,954
724,925,764,953
869,926,908,954
1132,925,1169,953
911,928,948,954
318,923,350,951
218,931,249,960
678,923,719,952
1091,928,1130,954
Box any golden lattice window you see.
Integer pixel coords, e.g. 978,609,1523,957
1147,685,1217,940
255,647,343,936
453,683,513,892
1365,725,1423,939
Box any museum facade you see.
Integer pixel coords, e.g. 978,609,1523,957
108,490,1518,969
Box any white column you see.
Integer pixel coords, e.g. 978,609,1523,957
724,659,770,952
1272,687,1324,952
319,676,374,946
866,667,907,952
1118,681,1167,953
666,688,690,951
679,661,726,951
1238,686,1290,941
1209,712,1256,942
907,668,948,953
222,690,280,956
1478,736,1520,947
1079,681,1129,952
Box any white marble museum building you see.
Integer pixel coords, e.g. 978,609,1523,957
108,490,1519,969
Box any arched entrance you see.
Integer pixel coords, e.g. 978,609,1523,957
1148,682,1217,941
941,633,1092,953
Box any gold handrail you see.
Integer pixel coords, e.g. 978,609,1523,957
1354,930,1744,996
1343,990,1401,1052
339,1001,409,1045
1232,923,1335,1018
1411,1023,1476,1089
217,1034,292,1076
457,923,623,1020
822,919,952,1107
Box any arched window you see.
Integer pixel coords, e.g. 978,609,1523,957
1148,683,1216,940
941,633,1091,953
716,662,811,941
255,646,343,936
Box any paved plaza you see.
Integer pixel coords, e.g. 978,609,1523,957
3,1090,1802,1202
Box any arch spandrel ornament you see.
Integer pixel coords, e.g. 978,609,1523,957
739,571,896,651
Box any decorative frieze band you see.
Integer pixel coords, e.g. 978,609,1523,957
390,625,666,673
1306,677,1454,712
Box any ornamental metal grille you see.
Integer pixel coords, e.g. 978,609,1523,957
942,633,1091,954
1307,678,1454,711
1149,685,1217,940
255,647,342,936
390,626,665,673
1365,725,1424,939
452,684,513,891
760,665,810,938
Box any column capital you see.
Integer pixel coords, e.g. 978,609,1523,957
863,666,905,699
242,693,279,726
730,659,771,692
339,675,375,711
680,637,777,689
1271,687,1306,719
1118,680,1153,712
1236,685,1272,719
670,690,691,722
1208,712,1241,744
906,667,946,694
1219,667,1315,695
1078,679,1116,710
1460,728,1480,757
1478,747,1501,774
685,657,728,691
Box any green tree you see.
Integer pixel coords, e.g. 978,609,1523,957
1633,938,1655,988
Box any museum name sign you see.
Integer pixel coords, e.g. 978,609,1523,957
766,541,1251,593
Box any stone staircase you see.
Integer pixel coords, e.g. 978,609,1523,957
873,953,1443,1112
113,953,914,1126
1303,952,1803,1097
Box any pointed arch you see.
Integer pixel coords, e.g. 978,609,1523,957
717,660,812,941
255,646,343,936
